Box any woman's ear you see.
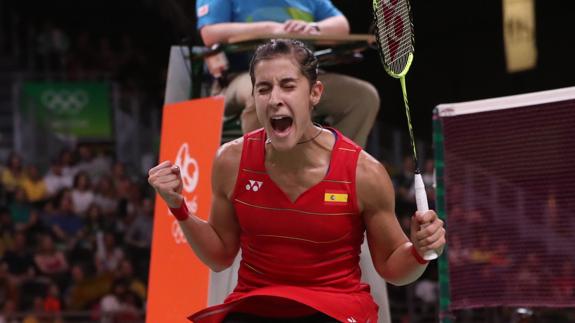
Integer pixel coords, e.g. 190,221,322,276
310,80,324,107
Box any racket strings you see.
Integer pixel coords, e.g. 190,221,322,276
374,1,414,75
375,22,413,71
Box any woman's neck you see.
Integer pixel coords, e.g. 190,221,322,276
266,127,334,171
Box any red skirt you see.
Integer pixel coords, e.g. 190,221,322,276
188,285,378,323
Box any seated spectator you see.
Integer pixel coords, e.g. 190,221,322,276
93,175,119,216
90,149,114,182
3,231,47,311
111,161,135,190
45,189,84,248
43,282,62,315
94,232,125,275
1,152,26,198
71,171,95,216
125,198,153,250
2,231,36,287
99,280,139,323
74,145,95,175
34,235,68,274
43,159,73,198
20,209,49,245
116,181,142,235
114,259,146,305
76,204,106,252
33,235,69,291
9,187,31,228
74,144,112,181
64,263,112,311
21,165,48,205
124,198,153,279
58,149,78,178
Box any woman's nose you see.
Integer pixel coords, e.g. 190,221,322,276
269,87,284,107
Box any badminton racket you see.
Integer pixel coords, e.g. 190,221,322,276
373,0,438,260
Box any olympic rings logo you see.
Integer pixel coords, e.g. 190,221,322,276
169,196,198,244
171,220,187,244
175,143,199,194
41,90,89,114
170,143,200,244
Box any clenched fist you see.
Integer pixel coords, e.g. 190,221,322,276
148,160,184,208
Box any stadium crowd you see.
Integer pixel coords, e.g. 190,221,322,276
0,147,152,322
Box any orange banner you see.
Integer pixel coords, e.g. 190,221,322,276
147,97,224,323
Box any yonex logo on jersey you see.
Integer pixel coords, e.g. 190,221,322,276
246,180,263,192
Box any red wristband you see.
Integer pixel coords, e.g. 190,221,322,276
411,245,429,265
169,201,190,221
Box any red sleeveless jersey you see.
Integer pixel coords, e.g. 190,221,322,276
188,128,378,323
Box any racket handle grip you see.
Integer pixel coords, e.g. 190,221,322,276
414,173,429,212
414,173,438,261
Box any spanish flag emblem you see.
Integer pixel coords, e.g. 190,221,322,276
324,190,348,204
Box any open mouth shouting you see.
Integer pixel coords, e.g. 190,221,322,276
270,115,293,138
